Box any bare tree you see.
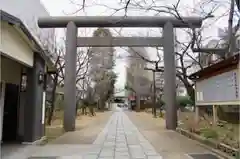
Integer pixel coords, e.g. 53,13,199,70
87,28,117,110
65,0,238,108
110,0,238,103
37,33,91,125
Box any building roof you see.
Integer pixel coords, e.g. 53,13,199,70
189,53,239,80
0,10,54,68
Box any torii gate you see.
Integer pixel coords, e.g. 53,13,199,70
38,16,202,131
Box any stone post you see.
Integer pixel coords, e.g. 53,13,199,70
163,22,177,130
64,22,78,132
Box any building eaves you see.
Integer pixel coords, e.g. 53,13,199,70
0,10,55,68
189,53,239,80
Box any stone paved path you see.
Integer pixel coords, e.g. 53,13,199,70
89,108,162,159
56,108,162,159
3,108,162,159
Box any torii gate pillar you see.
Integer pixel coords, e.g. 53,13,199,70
163,22,177,129
64,22,77,131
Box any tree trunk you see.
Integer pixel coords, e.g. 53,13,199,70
186,84,195,102
47,73,58,125
185,83,196,111
75,101,80,116
136,95,141,112
99,99,105,110
89,105,95,116
177,75,195,102
81,106,85,115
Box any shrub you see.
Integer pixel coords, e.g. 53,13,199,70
200,128,219,139
177,96,194,109
158,99,165,106
235,151,239,159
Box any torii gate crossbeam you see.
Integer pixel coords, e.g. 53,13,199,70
38,16,202,132
38,16,202,28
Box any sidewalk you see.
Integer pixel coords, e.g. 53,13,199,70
3,107,162,159
3,107,224,159
30,108,162,159
125,111,223,159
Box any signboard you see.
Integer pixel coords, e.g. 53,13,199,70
42,92,46,124
196,69,239,105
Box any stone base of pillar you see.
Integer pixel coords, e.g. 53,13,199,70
22,136,47,145
212,105,218,125
195,106,199,124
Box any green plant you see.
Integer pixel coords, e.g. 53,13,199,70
235,151,239,159
158,99,165,106
200,128,219,139
177,96,194,109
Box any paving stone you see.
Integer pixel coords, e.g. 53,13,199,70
28,157,58,159
129,146,145,158
115,151,130,156
147,156,163,159
103,142,115,147
116,143,127,147
58,156,83,159
114,156,131,159
144,150,159,156
115,147,129,152
99,149,114,157
82,154,98,159
6,109,163,159
115,145,128,149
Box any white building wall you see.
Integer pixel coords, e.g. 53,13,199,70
0,22,34,66
0,56,22,85
1,0,55,53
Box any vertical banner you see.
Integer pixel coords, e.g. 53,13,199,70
42,92,46,124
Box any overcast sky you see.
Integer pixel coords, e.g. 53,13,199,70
40,0,237,95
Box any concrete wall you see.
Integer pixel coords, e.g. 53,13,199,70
0,22,34,67
0,56,29,141
0,55,22,85
18,92,26,140
0,53,46,143
24,53,45,142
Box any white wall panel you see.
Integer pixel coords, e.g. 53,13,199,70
0,55,22,85
196,68,239,105
0,22,34,66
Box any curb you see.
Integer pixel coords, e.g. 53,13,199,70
22,136,48,146
176,128,238,159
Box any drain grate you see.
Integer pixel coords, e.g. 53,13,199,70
188,153,220,159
